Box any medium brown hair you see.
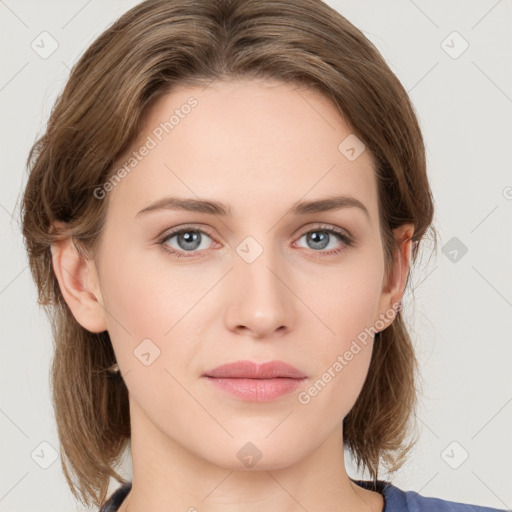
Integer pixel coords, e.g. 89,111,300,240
21,0,436,507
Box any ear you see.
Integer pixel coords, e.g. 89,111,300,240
374,223,415,332
50,230,107,333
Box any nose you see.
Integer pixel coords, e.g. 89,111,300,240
224,244,296,339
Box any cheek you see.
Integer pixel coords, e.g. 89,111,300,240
99,246,204,338
97,243,219,398
295,280,381,429
298,247,385,350
97,248,203,413
295,249,384,404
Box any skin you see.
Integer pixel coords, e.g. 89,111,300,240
51,78,413,512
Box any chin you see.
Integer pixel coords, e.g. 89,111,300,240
179,430,303,471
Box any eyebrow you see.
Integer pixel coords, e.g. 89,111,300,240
136,194,370,221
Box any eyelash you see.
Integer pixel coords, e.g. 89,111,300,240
157,224,355,259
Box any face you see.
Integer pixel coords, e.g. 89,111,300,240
82,79,408,470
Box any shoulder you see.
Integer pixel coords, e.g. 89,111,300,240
99,482,131,512
101,480,508,512
353,479,508,512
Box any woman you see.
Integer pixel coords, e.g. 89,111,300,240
20,0,507,511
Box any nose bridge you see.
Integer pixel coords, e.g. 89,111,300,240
225,233,294,335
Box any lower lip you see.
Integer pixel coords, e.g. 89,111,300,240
204,377,306,402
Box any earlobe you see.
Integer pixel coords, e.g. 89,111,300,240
50,236,107,333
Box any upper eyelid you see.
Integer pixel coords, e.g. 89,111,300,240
159,224,215,241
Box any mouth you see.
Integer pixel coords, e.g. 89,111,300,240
202,360,307,402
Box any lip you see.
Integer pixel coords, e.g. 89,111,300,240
203,360,307,379
203,360,307,402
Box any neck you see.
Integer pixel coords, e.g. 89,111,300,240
118,400,383,512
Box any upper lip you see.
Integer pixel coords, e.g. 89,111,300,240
203,360,307,379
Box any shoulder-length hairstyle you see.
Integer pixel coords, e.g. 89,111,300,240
21,0,436,507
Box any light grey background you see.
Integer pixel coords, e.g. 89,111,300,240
1,1,511,511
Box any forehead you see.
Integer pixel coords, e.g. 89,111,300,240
107,78,379,222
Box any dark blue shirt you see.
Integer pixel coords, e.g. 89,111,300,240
99,480,508,511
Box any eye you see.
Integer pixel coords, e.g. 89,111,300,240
293,224,354,255
158,225,215,258
157,223,355,259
